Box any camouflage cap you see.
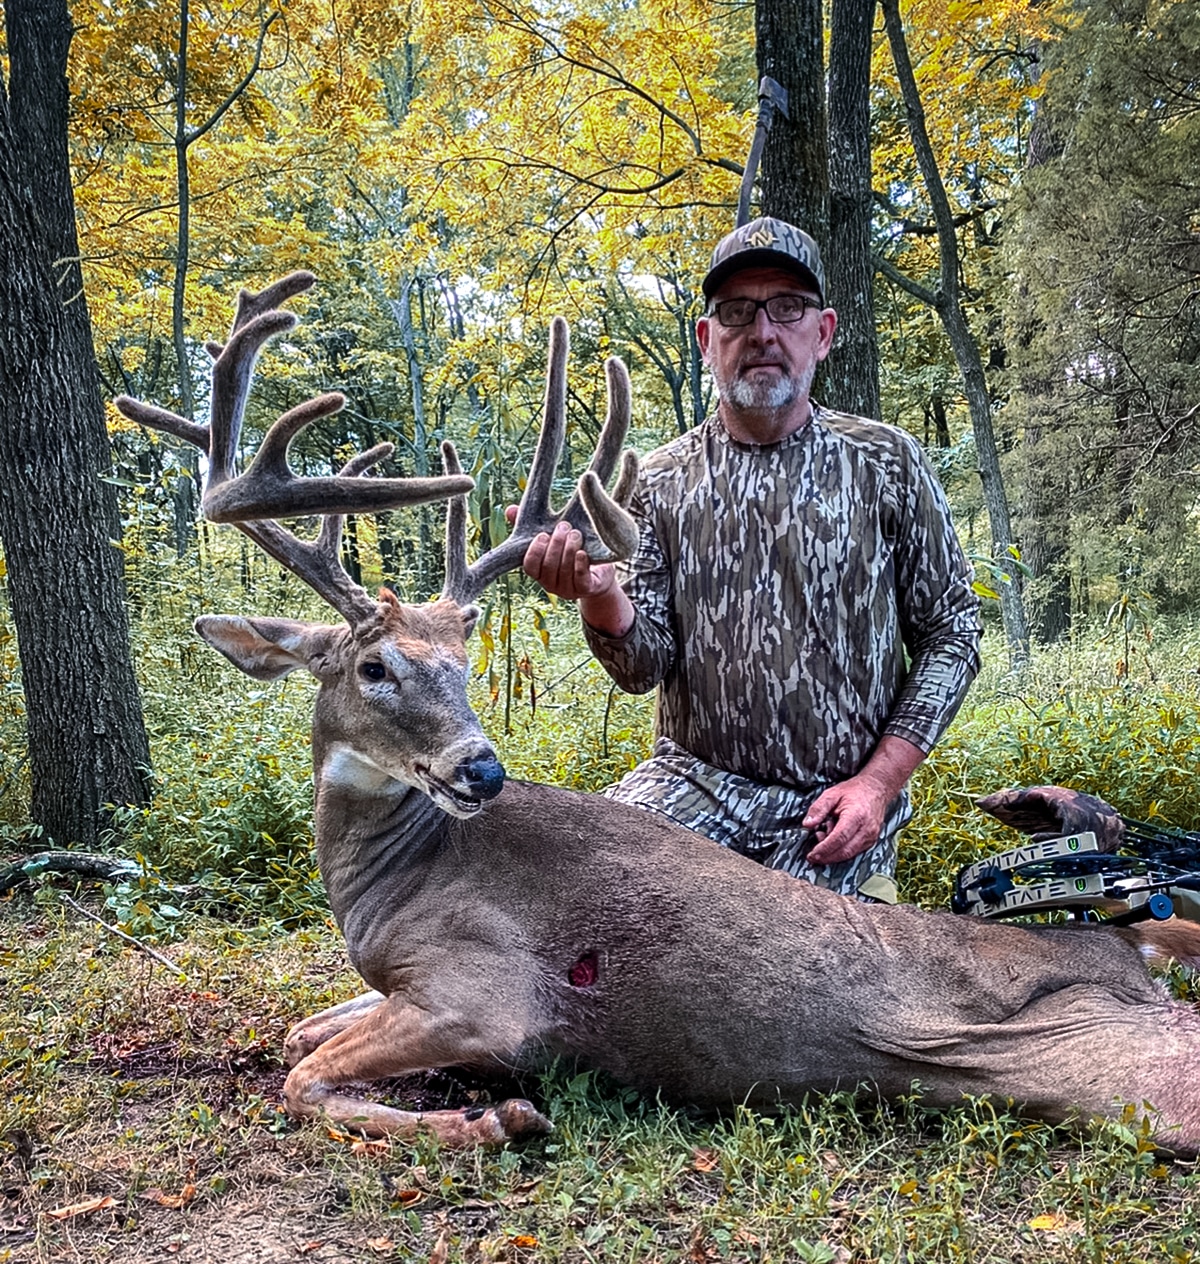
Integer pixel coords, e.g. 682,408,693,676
702,217,825,304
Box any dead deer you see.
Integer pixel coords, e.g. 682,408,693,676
116,274,1200,1153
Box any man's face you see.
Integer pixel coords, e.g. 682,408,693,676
697,267,837,415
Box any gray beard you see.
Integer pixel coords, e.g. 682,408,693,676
716,361,815,414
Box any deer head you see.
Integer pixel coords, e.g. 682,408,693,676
114,273,639,818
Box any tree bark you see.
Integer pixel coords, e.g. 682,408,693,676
172,0,195,423
1013,39,1071,643
755,0,830,243
880,0,1030,665
0,0,151,845
826,0,881,419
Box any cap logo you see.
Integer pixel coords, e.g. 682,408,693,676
746,226,777,247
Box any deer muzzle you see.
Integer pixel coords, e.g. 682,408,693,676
456,752,506,802
415,744,506,818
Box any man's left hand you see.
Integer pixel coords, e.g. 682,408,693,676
800,735,927,867
801,776,890,866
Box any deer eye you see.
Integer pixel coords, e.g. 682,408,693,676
359,661,387,682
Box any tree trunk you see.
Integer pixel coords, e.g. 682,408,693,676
0,0,151,845
172,0,195,423
1013,40,1071,643
826,0,880,420
925,393,951,448
881,0,1030,666
755,0,829,243
1020,422,1071,642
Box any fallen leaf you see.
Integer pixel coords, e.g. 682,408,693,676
688,1225,716,1262
141,1184,197,1209
897,1179,919,1197
510,1235,538,1249
46,1195,116,1220
367,1238,395,1252
298,1243,325,1254
428,1229,450,1264
391,1188,425,1208
1029,1212,1081,1232
691,1147,720,1172
351,1139,389,1157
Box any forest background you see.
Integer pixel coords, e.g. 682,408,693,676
61,0,1200,632
2,2,1200,1260
3,0,1200,853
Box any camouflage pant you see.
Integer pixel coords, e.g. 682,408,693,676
604,738,908,902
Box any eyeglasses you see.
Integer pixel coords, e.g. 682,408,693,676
709,295,822,328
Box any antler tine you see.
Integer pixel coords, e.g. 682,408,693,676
113,395,210,453
587,356,632,481
209,309,304,488
114,273,477,626
439,441,473,606
230,271,317,338
439,320,640,607
512,315,570,534
556,355,639,560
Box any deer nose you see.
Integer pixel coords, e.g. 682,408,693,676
458,753,505,801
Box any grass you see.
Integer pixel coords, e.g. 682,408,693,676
5,574,1200,1261
2,910,1198,1263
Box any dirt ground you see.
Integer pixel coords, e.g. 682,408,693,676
0,907,542,1264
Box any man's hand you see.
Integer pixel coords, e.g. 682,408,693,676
802,775,892,866
506,510,636,637
802,736,926,867
522,520,618,602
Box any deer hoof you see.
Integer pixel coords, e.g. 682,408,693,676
282,1030,315,1067
486,1098,553,1141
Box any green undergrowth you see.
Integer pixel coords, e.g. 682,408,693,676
5,586,1200,1259
72,605,1200,931
1,914,1197,1263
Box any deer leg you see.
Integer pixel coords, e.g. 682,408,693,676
282,992,551,1146
283,991,385,1067
891,986,1200,1155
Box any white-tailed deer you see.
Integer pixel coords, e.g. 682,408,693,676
116,275,1200,1152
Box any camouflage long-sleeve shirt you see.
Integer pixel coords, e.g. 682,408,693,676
584,406,982,895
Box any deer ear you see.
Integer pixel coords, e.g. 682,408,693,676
194,615,341,681
459,604,481,639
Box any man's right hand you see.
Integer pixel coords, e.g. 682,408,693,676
507,511,635,637
523,521,618,602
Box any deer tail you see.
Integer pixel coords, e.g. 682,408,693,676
1118,918,1200,970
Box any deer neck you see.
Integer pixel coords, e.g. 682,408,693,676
312,739,448,937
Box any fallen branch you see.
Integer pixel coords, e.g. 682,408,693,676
0,850,141,892
59,892,186,977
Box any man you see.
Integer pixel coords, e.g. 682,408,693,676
523,218,982,902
